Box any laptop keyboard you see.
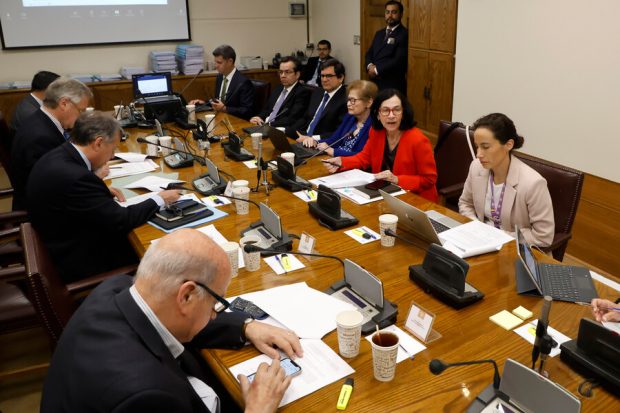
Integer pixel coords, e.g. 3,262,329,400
429,218,450,234
540,264,580,301
291,144,315,159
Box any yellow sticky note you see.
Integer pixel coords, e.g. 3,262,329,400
489,310,524,330
512,306,533,320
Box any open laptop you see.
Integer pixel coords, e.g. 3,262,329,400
379,189,461,244
514,226,597,303
264,125,319,162
132,72,174,103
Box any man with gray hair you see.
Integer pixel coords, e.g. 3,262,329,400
27,111,180,283
41,228,303,413
10,76,93,210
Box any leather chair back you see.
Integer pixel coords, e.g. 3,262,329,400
251,79,271,117
20,222,77,347
0,111,14,184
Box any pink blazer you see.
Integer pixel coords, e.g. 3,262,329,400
458,155,555,247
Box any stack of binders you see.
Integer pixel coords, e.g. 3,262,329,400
149,51,178,74
176,45,204,75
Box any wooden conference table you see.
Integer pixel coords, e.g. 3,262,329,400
122,113,618,412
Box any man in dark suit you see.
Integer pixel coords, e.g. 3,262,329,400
301,39,332,87
288,58,347,142
26,112,180,283
365,0,408,94
249,56,310,128
190,45,255,120
10,70,60,134
10,77,92,211
41,228,302,413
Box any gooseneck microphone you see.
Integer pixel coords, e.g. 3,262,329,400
243,245,344,267
384,228,428,250
177,68,204,100
137,137,204,163
429,358,501,389
296,131,354,168
532,295,553,371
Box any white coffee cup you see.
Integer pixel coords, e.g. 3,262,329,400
205,114,216,136
232,180,249,189
159,136,173,156
336,310,364,358
379,214,398,247
145,135,159,157
186,104,196,123
371,330,399,381
281,152,295,166
251,132,262,150
240,235,262,272
232,186,250,215
113,105,123,120
85,107,94,112
221,241,240,277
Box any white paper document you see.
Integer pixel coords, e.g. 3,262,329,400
201,195,232,208
364,325,426,362
117,191,159,207
115,152,148,163
229,339,354,407
310,169,375,189
238,282,354,339
105,159,159,179
438,220,514,258
336,187,406,205
344,226,381,244
124,175,184,192
264,254,305,275
292,189,317,203
513,320,571,357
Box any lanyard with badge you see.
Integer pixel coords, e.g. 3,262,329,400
489,173,506,229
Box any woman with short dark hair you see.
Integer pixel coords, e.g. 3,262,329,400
323,88,438,201
458,113,554,246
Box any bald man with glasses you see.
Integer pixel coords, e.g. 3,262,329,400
41,228,303,413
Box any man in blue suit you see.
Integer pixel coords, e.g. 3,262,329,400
365,1,408,94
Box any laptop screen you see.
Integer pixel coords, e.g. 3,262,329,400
515,227,541,286
132,72,173,99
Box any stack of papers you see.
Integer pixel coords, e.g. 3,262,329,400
335,187,406,205
105,159,159,179
123,175,183,192
69,74,94,83
176,45,205,75
438,220,514,258
119,66,145,80
149,51,178,74
309,169,375,189
93,73,123,82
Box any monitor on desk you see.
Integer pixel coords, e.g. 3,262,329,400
132,72,173,99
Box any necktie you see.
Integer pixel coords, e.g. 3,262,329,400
306,92,329,135
385,28,393,41
219,77,229,102
63,130,70,141
267,88,288,123
310,60,322,85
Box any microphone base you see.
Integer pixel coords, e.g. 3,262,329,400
271,170,310,192
163,152,195,169
192,174,228,196
222,143,255,161
308,203,359,230
409,264,484,309
240,221,293,254
466,383,499,413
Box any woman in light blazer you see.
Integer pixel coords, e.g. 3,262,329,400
458,113,554,247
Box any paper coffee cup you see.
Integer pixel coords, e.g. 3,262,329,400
232,180,249,189
281,152,295,166
251,132,262,150
113,105,123,120
232,186,250,215
379,214,398,247
85,107,94,112
240,235,261,272
371,331,399,381
205,114,216,135
145,135,159,157
336,310,364,358
186,104,196,123
159,136,173,156
221,241,240,277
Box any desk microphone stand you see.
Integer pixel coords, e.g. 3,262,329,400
253,139,273,195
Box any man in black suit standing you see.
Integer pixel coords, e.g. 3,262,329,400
249,56,310,128
27,112,180,283
10,77,92,211
288,59,347,142
191,45,255,120
301,40,332,87
41,228,302,413
365,1,408,94
10,70,60,133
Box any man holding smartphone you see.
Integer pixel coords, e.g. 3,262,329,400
41,228,303,413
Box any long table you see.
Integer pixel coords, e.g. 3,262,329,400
123,113,618,412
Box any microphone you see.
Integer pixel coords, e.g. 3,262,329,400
163,183,260,208
290,180,339,201
177,68,204,100
429,358,501,390
532,295,552,371
137,137,205,166
243,245,344,267
384,228,428,250
296,131,354,168
266,106,290,125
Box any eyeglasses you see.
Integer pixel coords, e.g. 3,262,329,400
347,97,365,105
378,106,403,116
185,279,231,313
320,74,337,79
278,70,296,76
67,99,87,114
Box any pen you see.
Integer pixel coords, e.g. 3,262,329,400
321,160,341,168
337,378,354,410
274,255,287,274
109,165,124,169
303,190,312,201
361,226,377,239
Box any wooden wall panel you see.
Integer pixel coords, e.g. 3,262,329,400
410,0,432,50
409,50,429,130
429,0,457,52
427,52,454,130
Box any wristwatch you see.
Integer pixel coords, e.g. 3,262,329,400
241,317,254,342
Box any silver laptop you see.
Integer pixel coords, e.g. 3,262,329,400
379,190,461,244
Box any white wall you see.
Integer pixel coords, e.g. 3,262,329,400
309,0,361,81
453,0,620,183
0,0,308,82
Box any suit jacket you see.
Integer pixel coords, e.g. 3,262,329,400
10,108,66,211
215,70,255,120
301,55,331,84
319,113,371,157
26,143,159,283
287,85,347,140
41,275,248,413
364,25,408,93
458,155,555,247
10,93,40,133
258,82,311,127
340,127,439,202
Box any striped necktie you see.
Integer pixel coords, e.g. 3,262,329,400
306,92,329,135
219,77,229,101
267,88,288,123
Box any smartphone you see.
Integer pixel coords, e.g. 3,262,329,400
365,179,390,190
247,358,302,383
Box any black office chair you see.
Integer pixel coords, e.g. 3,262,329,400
250,79,271,117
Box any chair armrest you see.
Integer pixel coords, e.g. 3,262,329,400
66,264,139,294
0,188,14,198
540,232,572,254
0,265,25,282
438,183,465,199
0,211,28,227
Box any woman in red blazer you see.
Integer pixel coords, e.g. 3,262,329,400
324,88,438,202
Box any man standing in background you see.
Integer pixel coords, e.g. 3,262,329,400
302,40,333,87
10,70,60,133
